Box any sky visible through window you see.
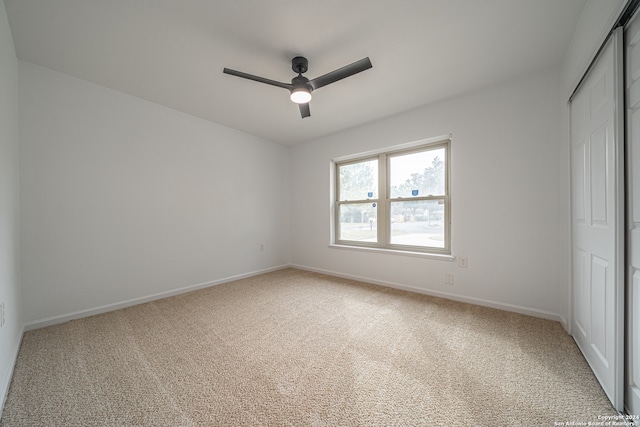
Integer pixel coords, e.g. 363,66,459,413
390,148,444,190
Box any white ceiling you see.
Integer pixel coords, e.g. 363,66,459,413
4,0,586,145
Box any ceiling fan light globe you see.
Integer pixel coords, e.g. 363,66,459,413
290,88,312,104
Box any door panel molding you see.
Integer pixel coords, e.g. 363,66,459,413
571,27,624,411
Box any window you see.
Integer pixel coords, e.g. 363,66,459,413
334,139,450,254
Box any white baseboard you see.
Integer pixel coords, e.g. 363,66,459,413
24,264,290,331
22,261,567,331
1,325,24,417
558,315,570,333
290,263,566,324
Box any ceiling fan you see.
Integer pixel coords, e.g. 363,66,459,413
223,56,372,118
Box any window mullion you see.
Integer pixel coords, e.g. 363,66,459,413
378,154,387,247
388,196,445,202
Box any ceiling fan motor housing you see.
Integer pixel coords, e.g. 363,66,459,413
291,74,312,90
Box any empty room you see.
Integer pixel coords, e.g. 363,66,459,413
1,0,640,425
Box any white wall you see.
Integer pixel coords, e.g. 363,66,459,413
290,67,567,323
18,61,290,326
0,0,22,413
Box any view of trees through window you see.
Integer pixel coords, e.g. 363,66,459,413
336,142,449,252
337,159,378,242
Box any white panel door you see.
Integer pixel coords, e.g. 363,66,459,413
571,28,624,411
626,13,640,417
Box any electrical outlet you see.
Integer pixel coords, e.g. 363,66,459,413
445,273,454,285
459,256,468,268
260,244,264,252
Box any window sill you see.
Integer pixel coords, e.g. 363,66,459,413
329,244,455,261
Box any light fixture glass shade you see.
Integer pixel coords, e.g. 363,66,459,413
290,88,312,104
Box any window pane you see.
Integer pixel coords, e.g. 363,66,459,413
390,200,445,248
389,148,446,198
338,159,378,201
338,202,377,242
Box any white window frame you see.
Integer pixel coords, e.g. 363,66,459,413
333,138,451,255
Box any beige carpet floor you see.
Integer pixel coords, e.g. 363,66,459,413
0,268,617,426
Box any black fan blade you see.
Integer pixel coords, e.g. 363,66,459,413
299,103,310,118
309,57,372,90
223,68,292,90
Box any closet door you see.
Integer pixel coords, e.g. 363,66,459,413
626,13,640,416
570,27,625,411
